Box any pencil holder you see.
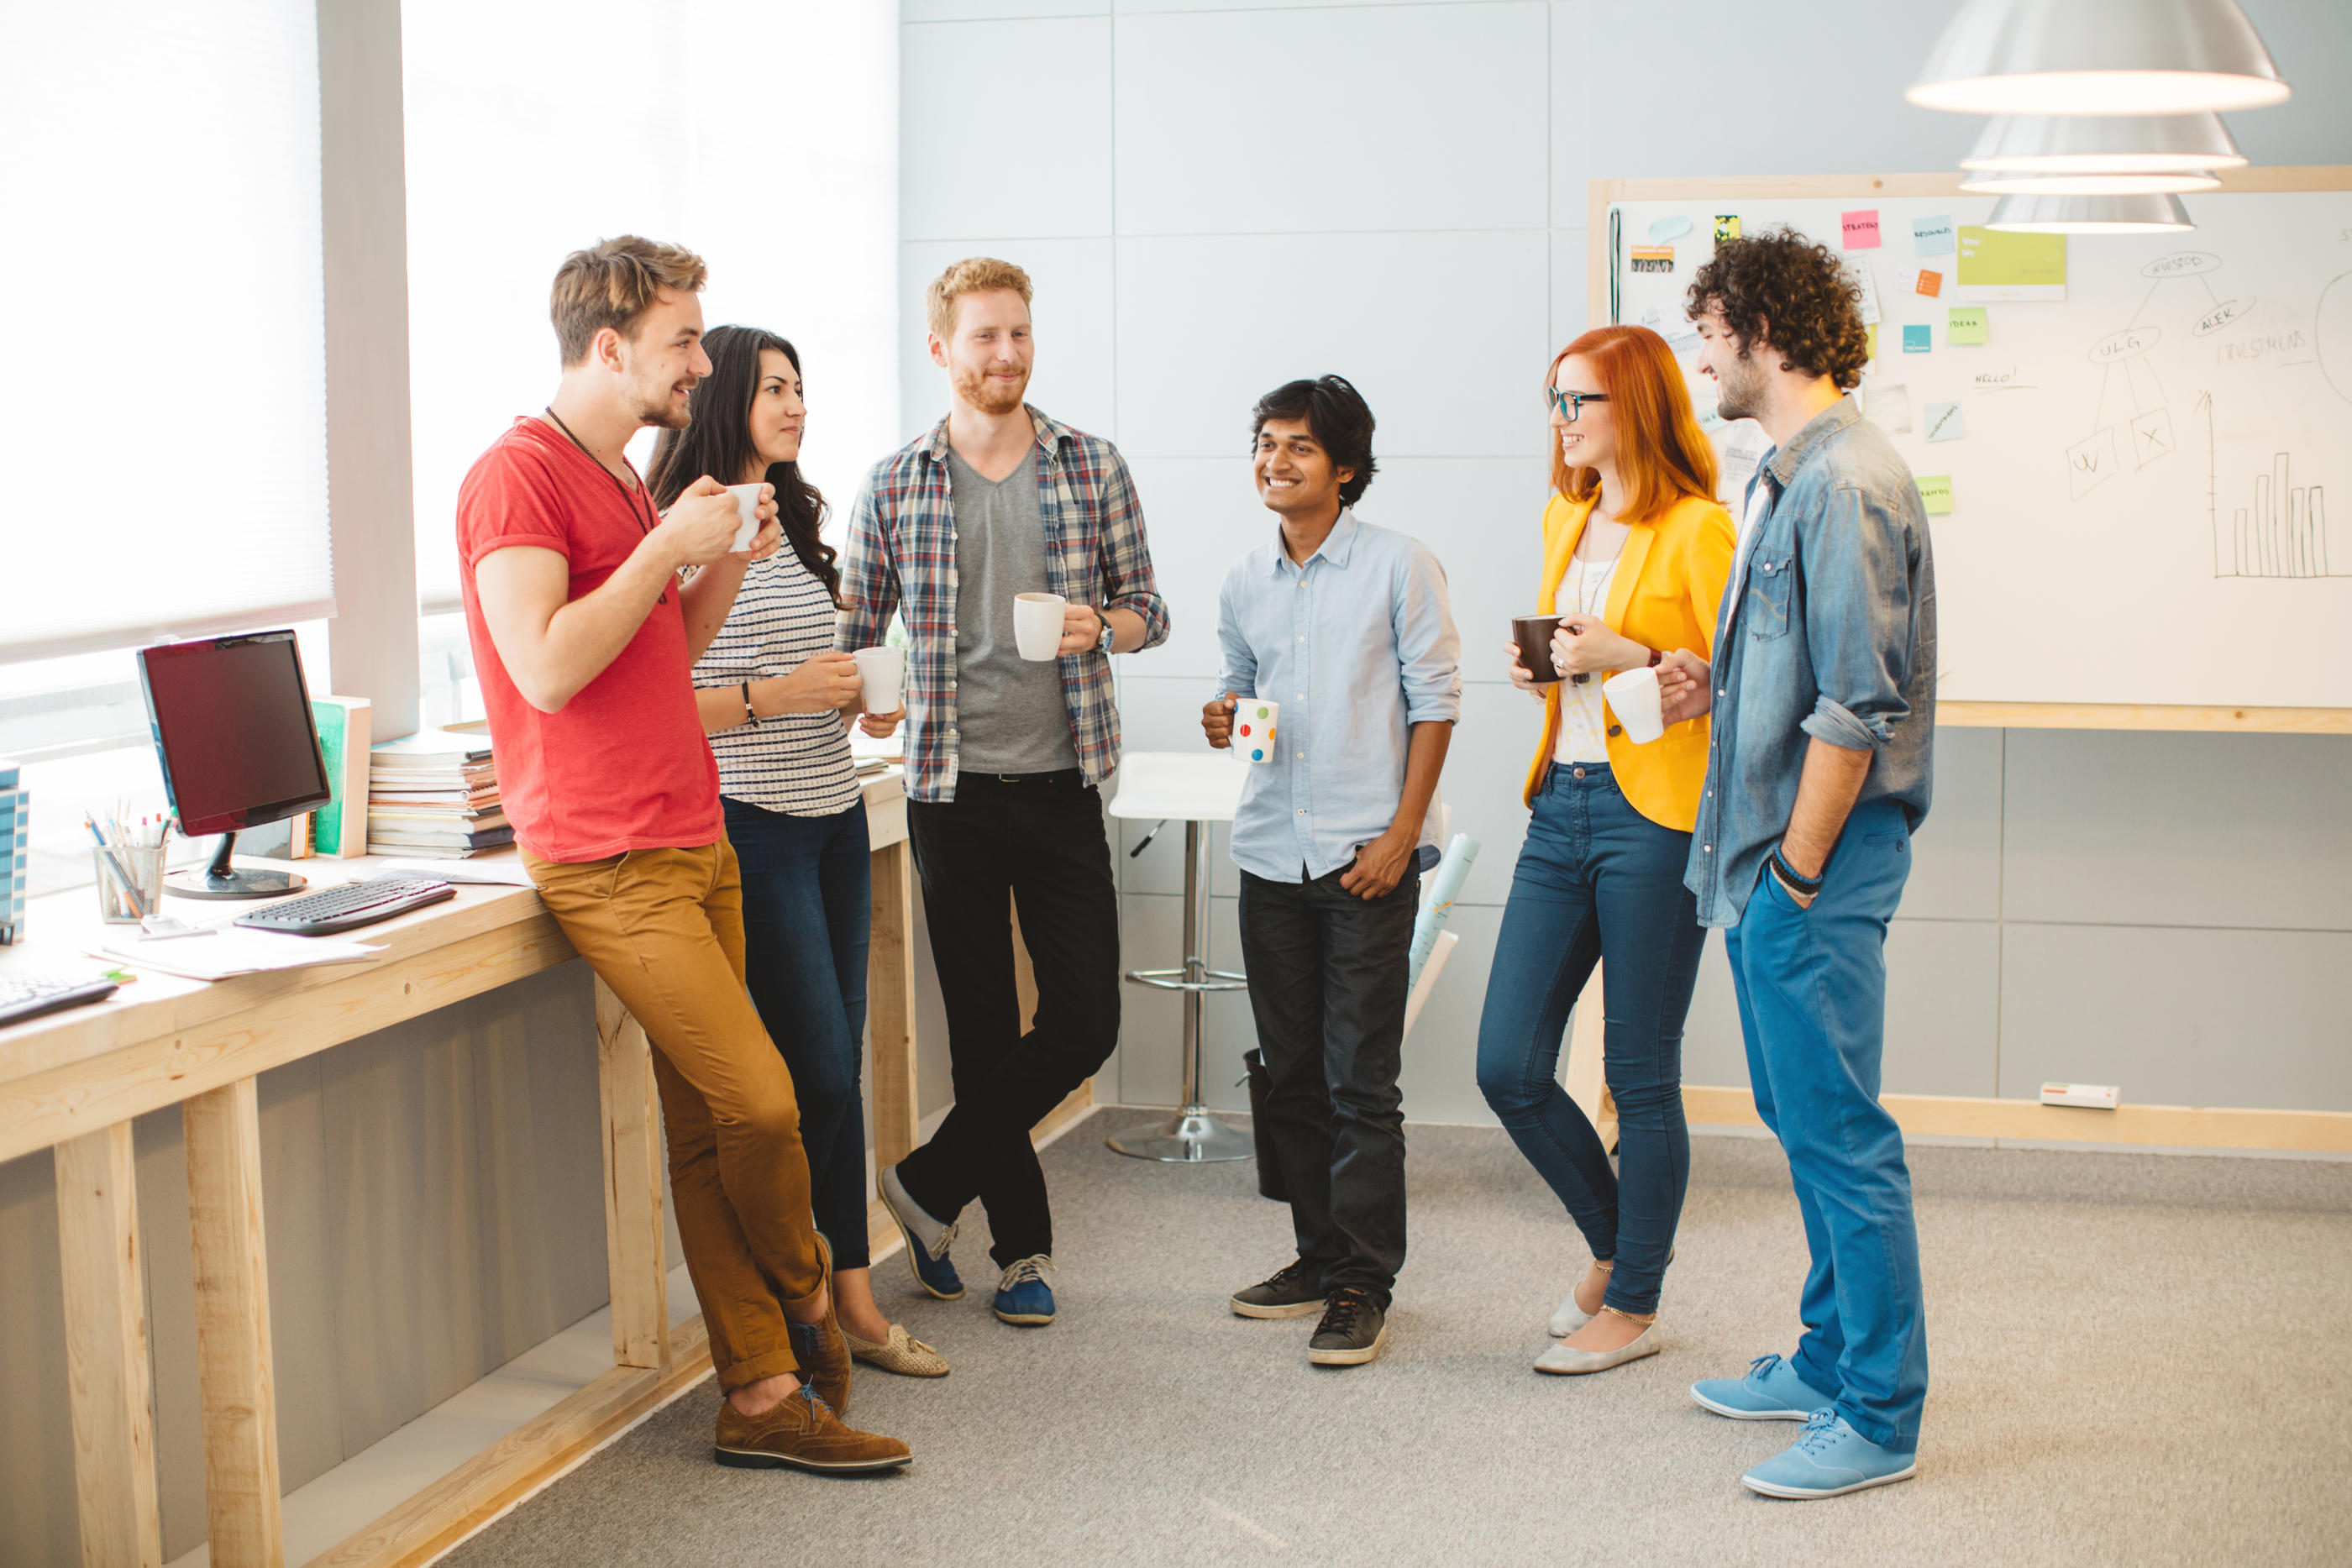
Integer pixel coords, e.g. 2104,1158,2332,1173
94,844,166,924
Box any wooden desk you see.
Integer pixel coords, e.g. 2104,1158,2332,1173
1,772,918,1568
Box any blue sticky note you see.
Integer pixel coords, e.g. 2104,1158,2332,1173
1648,215,1693,241
1913,215,1956,256
1903,323,1932,354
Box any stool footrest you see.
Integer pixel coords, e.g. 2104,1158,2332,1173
1123,967,1248,993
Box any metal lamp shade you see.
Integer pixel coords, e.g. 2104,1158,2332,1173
1983,190,2197,233
1961,113,2246,172
1908,0,2289,116
1961,169,2222,194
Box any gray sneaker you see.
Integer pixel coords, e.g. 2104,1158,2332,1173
1306,1287,1387,1366
1231,1259,1327,1319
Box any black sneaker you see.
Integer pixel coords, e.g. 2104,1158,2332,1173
1231,1259,1328,1319
1307,1287,1387,1366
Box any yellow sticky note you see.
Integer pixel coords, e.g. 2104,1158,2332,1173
1948,306,1988,344
1714,214,1740,242
1917,475,1954,515
1955,228,2066,300
1866,324,1878,360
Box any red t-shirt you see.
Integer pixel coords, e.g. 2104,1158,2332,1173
456,417,722,863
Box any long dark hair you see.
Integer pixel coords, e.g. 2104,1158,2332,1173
648,324,837,600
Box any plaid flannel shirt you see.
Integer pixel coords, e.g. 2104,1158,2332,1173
836,407,1170,802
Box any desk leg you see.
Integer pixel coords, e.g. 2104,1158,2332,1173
594,977,669,1374
183,1078,285,1568
868,838,919,1171
1562,965,1619,1151
54,1123,163,1568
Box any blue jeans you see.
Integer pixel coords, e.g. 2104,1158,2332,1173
1475,763,1707,1314
1724,797,1927,1452
723,796,873,1271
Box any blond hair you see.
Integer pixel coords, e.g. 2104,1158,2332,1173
550,236,708,366
925,256,1033,342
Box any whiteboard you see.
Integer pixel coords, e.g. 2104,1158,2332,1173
1604,182,2352,710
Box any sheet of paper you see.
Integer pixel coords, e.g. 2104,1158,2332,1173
1916,475,1954,514
1841,260,1882,326
1903,323,1932,354
1924,401,1966,443
1915,269,1943,298
375,858,536,887
1912,215,1956,256
1714,214,1740,242
1947,306,1988,343
1648,215,1693,241
1841,209,1882,249
92,929,387,983
1711,427,1772,522
1860,381,1912,434
1955,228,2066,302
1640,304,1697,346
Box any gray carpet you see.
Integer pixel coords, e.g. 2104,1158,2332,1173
443,1116,2352,1568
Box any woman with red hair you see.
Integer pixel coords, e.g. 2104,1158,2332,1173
1475,324,1735,1377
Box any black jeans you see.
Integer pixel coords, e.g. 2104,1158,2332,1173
899,769,1121,1266
1236,860,1420,1308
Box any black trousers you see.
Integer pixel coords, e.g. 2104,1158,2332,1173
898,769,1121,1266
1236,861,1420,1308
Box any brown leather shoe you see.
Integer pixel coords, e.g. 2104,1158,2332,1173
786,1233,854,1418
713,1387,911,1474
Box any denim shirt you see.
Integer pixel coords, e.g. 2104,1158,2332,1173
1216,511,1462,884
1686,396,1936,928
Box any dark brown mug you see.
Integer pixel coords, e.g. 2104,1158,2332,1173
1511,615,1566,682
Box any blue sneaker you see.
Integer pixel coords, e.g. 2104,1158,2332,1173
1690,1353,1835,1420
879,1164,963,1301
992,1256,1056,1326
1742,1410,1918,1498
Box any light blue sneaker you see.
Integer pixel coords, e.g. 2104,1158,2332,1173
1690,1353,1835,1421
992,1256,1056,1326
879,1164,963,1301
1742,1410,1918,1498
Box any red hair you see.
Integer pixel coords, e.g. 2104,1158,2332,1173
1546,325,1719,522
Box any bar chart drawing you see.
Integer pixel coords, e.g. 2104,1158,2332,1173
2204,393,2344,579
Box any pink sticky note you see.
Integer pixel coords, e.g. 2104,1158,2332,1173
1916,269,1943,297
1842,210,1882,249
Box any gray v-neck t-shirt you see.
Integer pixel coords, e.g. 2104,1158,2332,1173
948,446,1080,774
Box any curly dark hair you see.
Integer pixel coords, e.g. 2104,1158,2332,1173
1685,227,1871,391
1250,375,1377,508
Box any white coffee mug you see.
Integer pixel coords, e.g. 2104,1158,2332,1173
1233,699,1280,763
1013,592,1067,661
1602,666,1667,744
722,483,764,552
853,647,902,714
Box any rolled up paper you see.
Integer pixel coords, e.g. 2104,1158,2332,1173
1408,831,1481,989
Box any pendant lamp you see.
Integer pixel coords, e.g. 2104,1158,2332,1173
1982,191,2197,233
1961,169,2221,195
1960,113,2246,173
1908,0,2289,116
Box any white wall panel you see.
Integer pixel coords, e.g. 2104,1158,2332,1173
902,18,1113,239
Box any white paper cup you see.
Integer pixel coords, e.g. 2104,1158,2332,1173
1602,666,1667,744
1014,592,1067,661
723,483,764,551
853,647,902,713
1233,699,1280,763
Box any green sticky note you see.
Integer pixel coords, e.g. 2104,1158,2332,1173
1948,306,1987,344
1917,475,1954,515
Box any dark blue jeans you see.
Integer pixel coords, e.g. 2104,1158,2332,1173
1724,797,1927,1452
723,795,872,1271
1475,762,1707,1314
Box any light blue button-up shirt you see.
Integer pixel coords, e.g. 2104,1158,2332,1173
1215,511,1462,884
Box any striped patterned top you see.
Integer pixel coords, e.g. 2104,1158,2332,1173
691,544,860,816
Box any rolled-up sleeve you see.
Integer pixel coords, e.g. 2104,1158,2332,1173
832,469,899,653
1097,452,1171,651
1394,543,1463,726
1798,484,1914,751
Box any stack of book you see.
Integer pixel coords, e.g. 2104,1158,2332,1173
365,729,512,858
0,759,24,944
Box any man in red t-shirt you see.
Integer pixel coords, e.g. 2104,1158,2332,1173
458,235,909,1474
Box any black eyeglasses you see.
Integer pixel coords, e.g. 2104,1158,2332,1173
1546,389,1610,422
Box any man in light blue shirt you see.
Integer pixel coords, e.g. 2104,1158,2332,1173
1200,375,1460,1367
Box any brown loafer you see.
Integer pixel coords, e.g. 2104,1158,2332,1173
787,1233,855,1419
845,1322,951,1378
713,1387,911,1474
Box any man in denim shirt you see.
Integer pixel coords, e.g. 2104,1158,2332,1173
1657,229,1937,1499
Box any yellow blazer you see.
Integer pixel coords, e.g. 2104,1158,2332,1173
1523,490,1736,831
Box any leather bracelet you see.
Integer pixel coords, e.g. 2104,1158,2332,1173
741,680,759,727
1770,847,1822,895
1647,648,1663,669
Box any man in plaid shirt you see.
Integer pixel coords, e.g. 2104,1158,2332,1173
844,258,1168,1330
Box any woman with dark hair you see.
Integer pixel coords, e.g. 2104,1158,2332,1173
648,328,944,1380
1474,324,1735,1377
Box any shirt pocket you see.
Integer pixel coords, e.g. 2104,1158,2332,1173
1746,553,1793,642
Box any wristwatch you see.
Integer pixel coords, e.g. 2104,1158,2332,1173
1095,611,1117,656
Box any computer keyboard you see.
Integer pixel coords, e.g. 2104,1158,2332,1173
0,972,121,1028
234,875,457,936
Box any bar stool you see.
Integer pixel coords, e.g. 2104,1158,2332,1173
1104,752,1255,1162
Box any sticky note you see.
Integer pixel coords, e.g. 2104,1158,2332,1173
1903,323,1932,354
1913,215,1956,256
1648,215,1693,241
1630,245,1674,274
1956,228,2066,301
1916,475,1954,514
1924,401,1966,443
1948,307,1988,344
1861,381,1912,433
1841,209,1882,249
1714,214,1740,242
1916,269,1943,298
1866,324,1878,360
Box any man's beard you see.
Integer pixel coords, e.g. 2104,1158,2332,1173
952,360,1028,415
636,381,694,430
1714,350,1767,424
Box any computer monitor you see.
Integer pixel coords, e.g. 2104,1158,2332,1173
138,630,332,899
